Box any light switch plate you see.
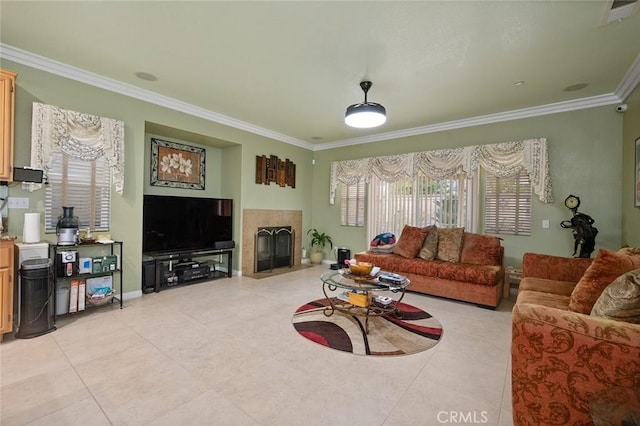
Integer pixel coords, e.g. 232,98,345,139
7,197,29,209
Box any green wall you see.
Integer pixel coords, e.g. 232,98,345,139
221,144,243,246
622,85,640,246
4,60,313,294
4,57,632,287
312,106,624,268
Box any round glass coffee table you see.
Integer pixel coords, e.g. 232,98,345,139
319,270,410,334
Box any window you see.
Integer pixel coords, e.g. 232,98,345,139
340,181,365,227
45,152,111,233
367,173,472,241
484,170,531,235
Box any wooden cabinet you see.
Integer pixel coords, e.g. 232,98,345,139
0,240,15,340
0,69,17,181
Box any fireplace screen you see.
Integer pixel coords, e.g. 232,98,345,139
254,226,294,272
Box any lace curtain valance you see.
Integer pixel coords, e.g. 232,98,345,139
330,138,552,204
29,102,125,194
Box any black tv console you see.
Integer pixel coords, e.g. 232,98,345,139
142,248,233,293
175,262,211,283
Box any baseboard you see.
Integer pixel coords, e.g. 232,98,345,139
123,290,143,300
301,259,333,266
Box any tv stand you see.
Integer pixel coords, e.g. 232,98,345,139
142,248,233,293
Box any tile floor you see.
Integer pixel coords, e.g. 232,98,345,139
0,265,515,426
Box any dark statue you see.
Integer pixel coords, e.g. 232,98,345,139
560,196,598,258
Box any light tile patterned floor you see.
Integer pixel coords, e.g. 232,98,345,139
0,265,515,425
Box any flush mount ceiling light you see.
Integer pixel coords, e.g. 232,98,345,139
345,81,387,128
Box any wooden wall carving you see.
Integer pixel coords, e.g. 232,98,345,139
255,155,296,188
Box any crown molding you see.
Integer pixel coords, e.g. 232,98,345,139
316,51,639,150
314,93,622,151
615,52,640,101
1,43,635,153
0,43,313,150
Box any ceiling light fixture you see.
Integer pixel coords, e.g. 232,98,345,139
345,81,387,128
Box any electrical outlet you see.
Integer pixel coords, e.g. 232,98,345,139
542,219,550,229
7,197,29,209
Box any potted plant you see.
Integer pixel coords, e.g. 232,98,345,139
307,228,333,264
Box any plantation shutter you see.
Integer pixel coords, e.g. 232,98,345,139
367,174,470,243
484,170,531,235
45,152,111,233
340,181,365,227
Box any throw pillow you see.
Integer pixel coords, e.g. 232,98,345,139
569,248,640,314
418,225,438,260
393,225,428,258
459,232,502,265
591,269,640,324
435,227,465,263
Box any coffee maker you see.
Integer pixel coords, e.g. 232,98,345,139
330,247,351,270
56,206,79,245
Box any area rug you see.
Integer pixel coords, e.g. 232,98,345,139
292,298,443,356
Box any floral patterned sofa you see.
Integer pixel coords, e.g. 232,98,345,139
354,225,505,308
512,249,640,425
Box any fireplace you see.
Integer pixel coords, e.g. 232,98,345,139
254,226,294,272
242,209,302,276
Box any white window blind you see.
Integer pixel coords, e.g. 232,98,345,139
340,181,365,227
484,170,531,235
367,173,470,243
45,152,111,233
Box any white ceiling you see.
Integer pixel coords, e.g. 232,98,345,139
1,1,639,150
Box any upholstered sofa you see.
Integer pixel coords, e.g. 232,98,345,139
355,225,505,308
512,249,640,425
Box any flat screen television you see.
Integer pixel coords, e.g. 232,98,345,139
143,195,233,254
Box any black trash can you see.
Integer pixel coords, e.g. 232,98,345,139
15,258,56,339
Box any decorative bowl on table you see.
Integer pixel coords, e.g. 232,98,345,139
349,262,374,276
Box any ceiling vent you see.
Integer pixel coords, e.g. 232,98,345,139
602,0,639,24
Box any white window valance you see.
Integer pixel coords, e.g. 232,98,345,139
29,102,125,194
330,138,552,204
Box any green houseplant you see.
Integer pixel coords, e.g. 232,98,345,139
307,228,333,264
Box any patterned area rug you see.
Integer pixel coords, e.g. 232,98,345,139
292,298,443,356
